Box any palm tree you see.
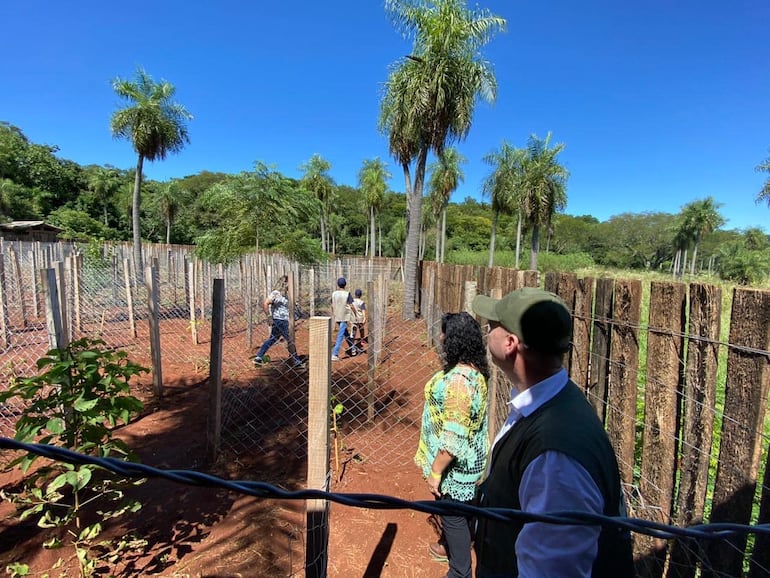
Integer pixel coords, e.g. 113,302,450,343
678,196,725,274
111,67,192,280
300,154,335,253
87,166,121,227
755,150,770,207
427,148,465,263
482,142,524,267
155,179,189,244
517,133,569,270
380,0,505,319
358,158,391,257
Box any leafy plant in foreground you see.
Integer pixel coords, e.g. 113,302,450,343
0,338,148,576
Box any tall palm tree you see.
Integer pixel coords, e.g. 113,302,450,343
87,166,121,227
427,147,465,263
300,154,335,253
482,142,524,267
358,158,391,257
111,67,192,280
517,133,569,270
155,179,189,244
380,0,505,319
755,150,770,207
679,196,725,274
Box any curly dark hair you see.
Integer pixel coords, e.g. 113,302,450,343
440,311,490,381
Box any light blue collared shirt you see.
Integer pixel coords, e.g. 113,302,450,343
493,368,604,578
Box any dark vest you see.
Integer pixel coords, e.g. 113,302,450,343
474,381,634,577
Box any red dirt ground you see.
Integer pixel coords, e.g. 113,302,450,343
0,317,452,578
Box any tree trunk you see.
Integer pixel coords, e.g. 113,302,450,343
378,219,382,257
691,243,699,275
434,219,441,262
488,211,498,267
319,213,327,253
166,218,171,245
515,214,522,269
440,207,447,263
103,203,109,228
529,223,540,270
133,155,144,282
370,206,376,258
402,150,426,320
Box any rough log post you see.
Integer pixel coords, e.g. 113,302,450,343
0,255,11,349
606,278,642,485
306,316,332,578
636,281,686,578
42,268,64,350
705,287,770,578
589,278,614,421
123,258,137,339
145,265,163,399
572,277,595,390
207,278,225,462
189,259,198,345
668,283,721,578
366,279,376,422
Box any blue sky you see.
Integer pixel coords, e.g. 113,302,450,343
2,0,769,232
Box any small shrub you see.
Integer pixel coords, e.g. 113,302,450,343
0,338,148,577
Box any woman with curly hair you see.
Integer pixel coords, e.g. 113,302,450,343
415,311,490,578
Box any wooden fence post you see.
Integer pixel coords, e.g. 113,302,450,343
188,259,198,345
54,261,69,346
636,281,686,577
145,265,163,399
41,267,64,350
706,287,770,578
0,255,11,349
122,258,137,338
606,279,642,486
306,316,332,578
208,278,225,462
668,283,721,578
589,278,614,420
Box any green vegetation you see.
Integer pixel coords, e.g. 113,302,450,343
1,119,769,285
0,338,147,576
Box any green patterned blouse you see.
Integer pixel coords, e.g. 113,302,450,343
414,364,489,502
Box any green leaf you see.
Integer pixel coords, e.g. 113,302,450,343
43,537,63,549
78,522,101,542
333,403,344,415
73,397,99,412
45,417,66,434
65,468,92,492
5,562,30,576
47,473,70,494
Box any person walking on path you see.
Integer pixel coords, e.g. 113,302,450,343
415,311,489,578
331,277,358,361
471,287,633,577
253,275,304,368
351,287,367,349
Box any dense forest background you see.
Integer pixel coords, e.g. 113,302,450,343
2,121,769,285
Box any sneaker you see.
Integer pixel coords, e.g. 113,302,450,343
253,357,265,366
292,359,306,368
331,355,340,361
428,541,448,562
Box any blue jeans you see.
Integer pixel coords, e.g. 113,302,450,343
256,318,300,362
332,321,351,356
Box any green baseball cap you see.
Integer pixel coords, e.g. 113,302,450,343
472,287,572,354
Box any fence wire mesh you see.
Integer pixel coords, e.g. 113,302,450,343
1,241,769,577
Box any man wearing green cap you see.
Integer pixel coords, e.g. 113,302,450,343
471,287,633,577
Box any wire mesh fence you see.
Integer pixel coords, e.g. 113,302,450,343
1,240,769,576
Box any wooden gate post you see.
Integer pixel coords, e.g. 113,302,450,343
145,265,163,399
